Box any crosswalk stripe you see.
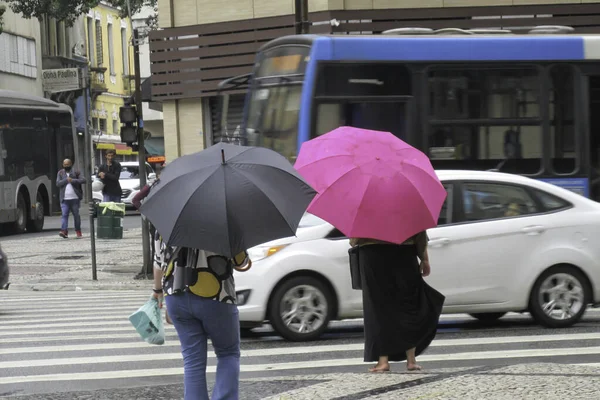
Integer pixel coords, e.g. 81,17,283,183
0,333,181,344
1,314,147,324
2,319,146,330
4,345,600,370
2,290,600,391
3,348,600,385
2,331,599,356
0,294,150,303
1,310,142,321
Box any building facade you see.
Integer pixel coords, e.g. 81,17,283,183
0,4,43,96
83,3,136,167
150,0,600,163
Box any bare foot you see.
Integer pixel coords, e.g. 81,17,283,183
407,363,422,371
368,363,390,373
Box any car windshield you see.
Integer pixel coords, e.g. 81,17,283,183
120,167,140,179
297,213,327,228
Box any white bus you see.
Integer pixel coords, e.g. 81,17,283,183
0,90,80,234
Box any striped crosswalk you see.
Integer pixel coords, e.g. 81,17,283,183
2,290,600,398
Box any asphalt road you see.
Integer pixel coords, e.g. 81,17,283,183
2,290,600,399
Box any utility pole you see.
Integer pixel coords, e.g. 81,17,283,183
294,0,309,34
132,27,152,278
81,69,98,280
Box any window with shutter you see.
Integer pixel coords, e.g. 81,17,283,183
96,21,103,66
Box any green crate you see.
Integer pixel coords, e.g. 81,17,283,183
97,215,122,229
97,226,123,239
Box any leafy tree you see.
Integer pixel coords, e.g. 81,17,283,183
0,4,6,34
5,0,100,27
4,0,157,32
110,0,157,39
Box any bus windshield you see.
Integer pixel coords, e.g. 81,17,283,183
243,45,310,162
245,81,302,162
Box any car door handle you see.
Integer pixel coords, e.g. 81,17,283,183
429,238,451,247
521,225,545,235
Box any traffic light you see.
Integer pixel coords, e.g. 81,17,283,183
119,105,138,146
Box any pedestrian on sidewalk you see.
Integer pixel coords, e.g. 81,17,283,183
152,238,252,400
56,158,86,239
350,231,444,373
97,149,122,202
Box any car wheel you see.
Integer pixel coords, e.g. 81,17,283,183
268,276,334,342
10,193,27,234
529,265,590,328
26,192,45,232
469,312,506,322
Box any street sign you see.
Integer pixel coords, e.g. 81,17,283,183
42,68,81,93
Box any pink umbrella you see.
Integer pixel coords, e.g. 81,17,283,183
294,126,446,244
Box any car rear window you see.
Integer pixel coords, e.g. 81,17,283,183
532,189,571,212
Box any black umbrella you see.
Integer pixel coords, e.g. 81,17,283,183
139,142,317,257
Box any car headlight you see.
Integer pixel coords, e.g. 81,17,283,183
247,244,288,262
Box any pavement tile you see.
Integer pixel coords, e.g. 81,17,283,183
363,363,600,400
3,228,147,291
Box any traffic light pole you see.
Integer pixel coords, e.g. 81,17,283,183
81,71,98,280
132,28,152,279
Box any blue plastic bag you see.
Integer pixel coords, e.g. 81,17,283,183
129,296,165,345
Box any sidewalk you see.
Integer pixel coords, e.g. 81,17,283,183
3,224,151,292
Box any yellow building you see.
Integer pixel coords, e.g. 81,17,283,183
84,3,136,166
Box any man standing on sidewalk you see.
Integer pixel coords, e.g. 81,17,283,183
56,158,86,239
97,149,122,202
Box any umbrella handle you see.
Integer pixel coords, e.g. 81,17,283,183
234,260,252,272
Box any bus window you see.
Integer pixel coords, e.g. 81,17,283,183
427,66,542,175
428,124,542,175
316,64,411,97
314,101,408,140
0,130,5,177
428,67,540,120
246,84,302,162
549,64,577,174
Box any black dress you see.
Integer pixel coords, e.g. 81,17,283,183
359,243,445,362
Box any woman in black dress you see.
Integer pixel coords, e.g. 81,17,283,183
350,231,445,372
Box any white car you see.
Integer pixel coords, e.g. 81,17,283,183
92,161,156,210
235,170,600,341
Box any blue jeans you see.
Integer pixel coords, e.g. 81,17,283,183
103,194,121,202
165,292,240,400
61,199,81,232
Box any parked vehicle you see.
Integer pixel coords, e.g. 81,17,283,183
0,90,80,235
0,243,9,290
92,161,156,210
235,170,600,341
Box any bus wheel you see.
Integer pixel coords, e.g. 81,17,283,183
11,193,27,234
26,193,44,232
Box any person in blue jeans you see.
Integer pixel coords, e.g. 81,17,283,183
56,159,86,238
152,235,252,400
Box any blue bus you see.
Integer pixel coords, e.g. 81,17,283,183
217,27,600,201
